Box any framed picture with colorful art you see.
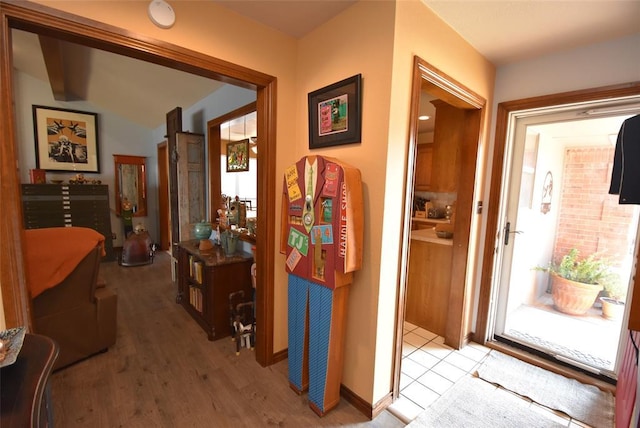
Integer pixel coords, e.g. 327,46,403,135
32,105,100,173
308,74,362,149
226,139,250,172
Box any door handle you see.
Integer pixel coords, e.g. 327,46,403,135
504,222,523,245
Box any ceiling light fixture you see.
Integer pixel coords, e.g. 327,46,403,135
148,0,176,29
418,115,430,121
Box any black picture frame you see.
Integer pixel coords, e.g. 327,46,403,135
308,74,362,149
32,105,100,173
226,139,250,172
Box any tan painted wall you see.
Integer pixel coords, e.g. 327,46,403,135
21,0,495,407
375,1,496,403
296,0,397,403
295,0,495,404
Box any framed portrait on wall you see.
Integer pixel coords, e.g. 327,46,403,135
32,105,100,173
308,74,362,149
227,139,250,172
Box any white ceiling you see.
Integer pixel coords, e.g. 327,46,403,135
10,1,640,131
11,29,225,130
423,0,640,66
213,0,640,66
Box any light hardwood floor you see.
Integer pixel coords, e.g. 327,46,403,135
50,251,405,427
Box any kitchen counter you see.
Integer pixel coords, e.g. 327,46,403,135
410,227,453,246
412,217,451,225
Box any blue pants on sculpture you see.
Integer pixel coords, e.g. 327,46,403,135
288,274,338,414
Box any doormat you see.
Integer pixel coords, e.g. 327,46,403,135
477,351,614,428
507,329,612,369
406,375,567,428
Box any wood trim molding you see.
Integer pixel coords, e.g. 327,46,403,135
391,55,425,400
271,348,287,364
486,341,615,395
206,101,256,227
157,141,170,251
339,384,391,420
1,4,31,330
417,60,485,110
392,54,487,398
0,1,278,368
475,82,640,344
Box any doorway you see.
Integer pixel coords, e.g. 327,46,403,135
392,56,486,411
0,1,277,366
157,141,170,251
478,85,640,381
492,106,640,379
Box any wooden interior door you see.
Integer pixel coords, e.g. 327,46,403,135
167,107,182,248
176,132,206,241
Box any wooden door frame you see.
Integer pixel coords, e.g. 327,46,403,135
0,1,277,367
474,82,640,345
206,102,257,220
392,56,486,398
157,141,170,251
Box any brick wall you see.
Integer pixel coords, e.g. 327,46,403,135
553,147,635,268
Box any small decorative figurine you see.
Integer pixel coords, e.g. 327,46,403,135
121,198,134,237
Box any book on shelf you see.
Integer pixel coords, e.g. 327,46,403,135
194,261,204,284
189,285,203,313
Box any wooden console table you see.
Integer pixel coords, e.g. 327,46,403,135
1,333,59,427
176,241,253,341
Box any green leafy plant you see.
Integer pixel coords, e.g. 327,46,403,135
536,248,613,286
602,272,626,302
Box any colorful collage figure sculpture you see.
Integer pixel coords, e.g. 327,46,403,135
280,155,364,416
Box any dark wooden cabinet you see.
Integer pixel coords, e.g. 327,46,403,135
1,334,58,428
415,144,433,191
430,100,465,192
176,241,253,341
21,184,115,261
405,239,452,337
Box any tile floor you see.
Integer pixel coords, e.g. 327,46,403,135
387,321,595,427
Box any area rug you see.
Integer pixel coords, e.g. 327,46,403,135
477,351,614,428
406,375,567,427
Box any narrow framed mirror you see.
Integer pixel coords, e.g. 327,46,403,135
114,154,147,217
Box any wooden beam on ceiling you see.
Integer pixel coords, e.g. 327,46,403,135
38,35,89,101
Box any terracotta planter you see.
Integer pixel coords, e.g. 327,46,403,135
600,297,625,320
551,274,602,315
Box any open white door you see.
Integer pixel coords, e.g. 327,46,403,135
490,98,640,380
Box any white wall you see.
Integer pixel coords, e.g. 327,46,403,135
16,69,257,247
15,71,154,246
473,33,640,331
150,84,256,141
150,85,256,234
494,33,640,103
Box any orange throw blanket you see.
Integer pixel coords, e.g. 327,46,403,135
24,227,106,298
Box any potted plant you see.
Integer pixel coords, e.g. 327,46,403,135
600,275,626,320
536,248,613,316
